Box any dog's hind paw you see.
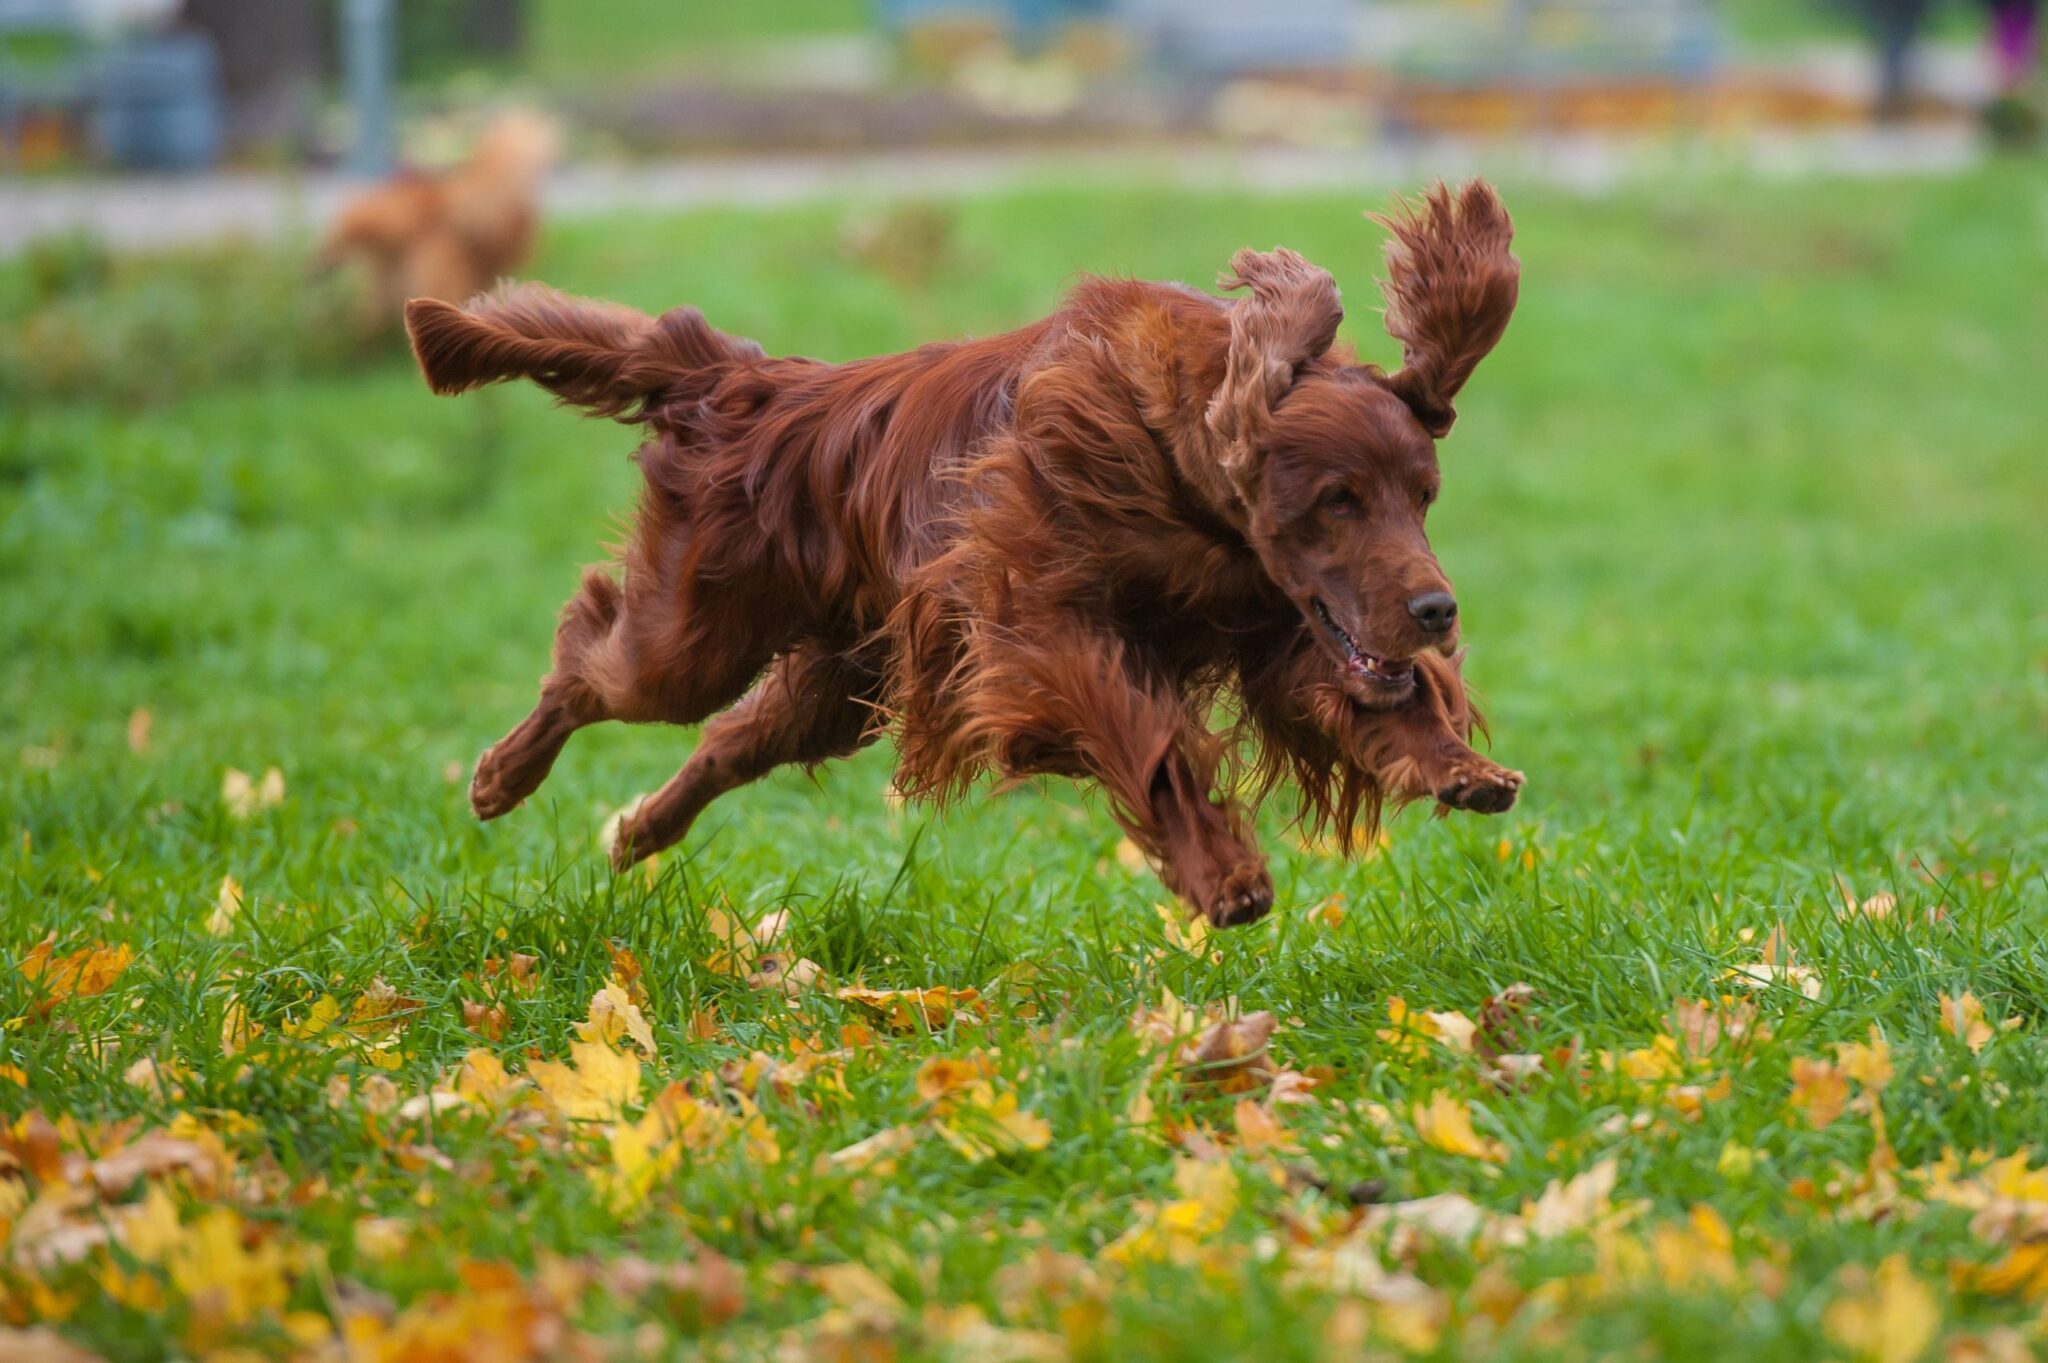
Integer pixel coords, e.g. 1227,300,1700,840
1202,860,1276,928
1435,760,1523,815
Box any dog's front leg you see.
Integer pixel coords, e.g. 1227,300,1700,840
1242,640,1522,828
1326,652,1524,814
969,621,1274,927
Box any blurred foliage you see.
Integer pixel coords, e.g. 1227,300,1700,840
0,235,385,407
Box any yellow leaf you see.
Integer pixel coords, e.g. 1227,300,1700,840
220,998,259,1058
1650,1205,1738,1290
1232,1098,1297,1155
835,984,987,1032
812,1262,904,1314
1378,997,1477,1056
221,765,285,820
1724,924,1821,1000
1522,1158,1619,1238
453,1049,524,1106
19,938,134,1014
1837,1028,1894,1090
1154,902,1209,955
282,994,341,1041
1412,1093,1507,1162
1937,993,2017,1053
530,1040,641,1122
1823,1254,1940,1363
824,1124,920,1175
577,977,657,1058
1788,1056,1851,1128
1103,1158,1240,1265
934,1084,1051,1163
165,1207,290,1333
916,1052,997,1110
206,875,242,937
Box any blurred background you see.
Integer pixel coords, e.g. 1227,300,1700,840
1,0,2040,230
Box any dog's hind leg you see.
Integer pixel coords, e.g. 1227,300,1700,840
608,643,882,869
472,568,627,819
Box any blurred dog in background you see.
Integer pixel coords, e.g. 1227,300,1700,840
320,110,558,324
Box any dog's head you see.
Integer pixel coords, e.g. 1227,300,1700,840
1202,180,1518,708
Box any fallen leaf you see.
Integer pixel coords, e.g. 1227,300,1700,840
1788,1056,1852,1128
836,984,986,1032
1822,1254,1939,1363
206,875,242,937
221,766,285,820
530,1040,642,1122
1938,992,2018,1054
19,939,134,1016
576,978,657,1058
1412,1093,1507,1162
1522,1158,1620,1238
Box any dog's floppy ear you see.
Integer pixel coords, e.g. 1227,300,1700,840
1372,179,1518,438
1204,247,1343,491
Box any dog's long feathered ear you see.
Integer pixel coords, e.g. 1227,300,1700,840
1373,179,1518,439
1204,247,1343,490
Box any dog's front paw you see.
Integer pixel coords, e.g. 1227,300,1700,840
1435,758,1523,815
1202,860,1275,928
470,747,528,820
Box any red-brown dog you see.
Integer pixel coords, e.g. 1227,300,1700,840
405,180,1524,926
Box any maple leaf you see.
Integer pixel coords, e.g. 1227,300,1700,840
576,977,657,1058
1411,1092,1507,1162
453,1048,526,1107
18,938,134,1016
530,1040,642,1122
1822,1254,1940,1363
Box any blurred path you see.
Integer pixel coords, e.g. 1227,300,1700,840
0,125,1983,256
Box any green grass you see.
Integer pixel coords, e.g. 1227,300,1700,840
3,168,2046,1361
520,0,867,86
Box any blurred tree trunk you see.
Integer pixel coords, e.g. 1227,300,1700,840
1861,0,1938,119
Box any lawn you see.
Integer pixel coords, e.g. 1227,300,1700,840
3,167,2046,1361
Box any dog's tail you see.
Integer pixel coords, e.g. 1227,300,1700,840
404,282,763,420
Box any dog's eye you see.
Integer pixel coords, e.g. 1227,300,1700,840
1322,489,1360,517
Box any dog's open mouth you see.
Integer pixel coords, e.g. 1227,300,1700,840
1311,598,1416,691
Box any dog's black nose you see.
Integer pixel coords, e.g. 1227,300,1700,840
1407,591,1458,634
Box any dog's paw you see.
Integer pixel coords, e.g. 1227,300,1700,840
469,749,527,821
1435,759,1523,815
1202,860,1276,928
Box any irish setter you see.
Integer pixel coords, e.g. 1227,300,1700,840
405,179,1524,926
